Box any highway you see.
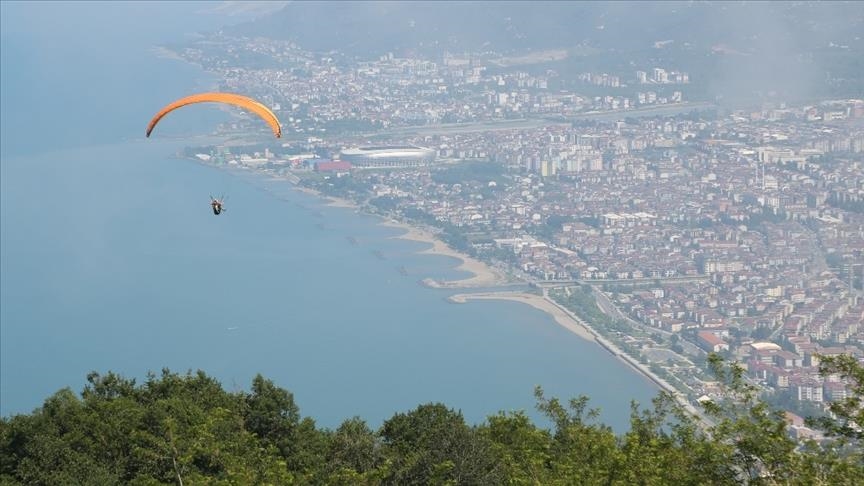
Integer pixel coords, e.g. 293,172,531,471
361,102,717,138
534,274,710,287
537,288,713,428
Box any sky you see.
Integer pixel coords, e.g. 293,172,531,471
0,1,278,157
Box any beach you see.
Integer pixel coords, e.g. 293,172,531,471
325,197,360,209
149,46,184,62
277,175,707,421
449,291,595,341
449,289,709,424
281,180,506,287
379,220,509,288
288,184,359,209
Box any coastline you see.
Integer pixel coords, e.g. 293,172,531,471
378,219,509,288
450,291,595,341
194,160,708,426
150,46,184,62
152,45,708,427
281,178,505,288
325,197,360,209
282,178,673,398
450,289,707,423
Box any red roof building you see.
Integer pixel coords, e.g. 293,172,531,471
697,330,730,353
314,161,352,172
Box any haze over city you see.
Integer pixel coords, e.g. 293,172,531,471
1,1,863,483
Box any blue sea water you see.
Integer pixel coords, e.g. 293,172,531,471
0,2,657,431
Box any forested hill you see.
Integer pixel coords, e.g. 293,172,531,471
218,1,864,103
1,354,862,485
226,1,864,57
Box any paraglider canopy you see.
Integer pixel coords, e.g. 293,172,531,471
146,92,282,138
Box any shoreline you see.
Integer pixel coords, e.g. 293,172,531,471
449,291,595,341
149,46,184,62
280,177,506,288
266,173,679,399
378,219,509,288
192,159,709,427
450,289,706,422
158,48,710,424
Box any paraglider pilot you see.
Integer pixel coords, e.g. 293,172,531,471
210,196,225,215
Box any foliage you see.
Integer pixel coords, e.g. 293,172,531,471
370,195,401,213
430,161,504,186
314,174,370,199
2,358,864,485
806,354,864,453
702,354,864,485
532,214,575,242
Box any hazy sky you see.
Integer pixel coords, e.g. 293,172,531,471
0,1,273,156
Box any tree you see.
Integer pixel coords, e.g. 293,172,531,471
806,354,864,460
701,353,864,485
700,354,801,483
378,403,501,485
243,373,329,480
0,388,120,485
616,392,736,485
4,361,864,485
532,387,619,484
325,417,384,485
481,411,553,484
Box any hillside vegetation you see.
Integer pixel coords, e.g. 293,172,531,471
1,355,862,485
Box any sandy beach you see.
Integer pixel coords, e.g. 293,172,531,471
379,220,508,288
226,170,707,424
288,184,359,209
286,182,502,287
324,197,360,209
291,185,319,197
449,291,595,341
450,292,710,424
448,290,707,424
149,46,184,62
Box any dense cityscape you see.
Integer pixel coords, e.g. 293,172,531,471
168,28,864,441
6,2,864,484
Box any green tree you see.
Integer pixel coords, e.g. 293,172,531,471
533,387,619,484
616,392,735,485
243,374,329,480
325,417,385,485
701,354,800,483
807,354,864,446
0,388,120,485
4,360,864,485
481,410,554,484
378,403,501,485
700,353,864,485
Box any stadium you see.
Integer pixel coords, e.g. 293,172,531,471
339,145,436,168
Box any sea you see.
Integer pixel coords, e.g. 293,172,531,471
0,2,657,432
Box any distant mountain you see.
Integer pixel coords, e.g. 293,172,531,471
219,1,864,104
227,1,864,58
199,1,290,18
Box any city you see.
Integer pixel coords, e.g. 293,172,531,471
5,2,864,483
170,29,863,440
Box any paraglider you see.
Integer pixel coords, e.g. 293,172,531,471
146,93,278,216
210,195,227,216
145,92,282,139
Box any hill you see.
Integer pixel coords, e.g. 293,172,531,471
1,354,862,484
220,1,864,103
228,1,863,56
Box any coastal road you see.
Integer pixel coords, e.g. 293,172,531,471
538,292,713,428
358,102,718,138
535,275,710,287
590,286,703,358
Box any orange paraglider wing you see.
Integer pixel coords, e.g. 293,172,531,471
146,92,282,138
